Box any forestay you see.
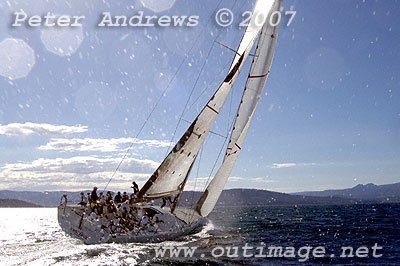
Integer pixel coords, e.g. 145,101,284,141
137,0,274,201
196,0,282,217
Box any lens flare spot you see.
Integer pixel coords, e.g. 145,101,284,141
0,38,35,80
41,24,84,57
140,0,176,13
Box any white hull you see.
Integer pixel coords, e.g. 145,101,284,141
58,203,206,244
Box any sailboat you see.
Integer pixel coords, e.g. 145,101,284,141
58,0,282,244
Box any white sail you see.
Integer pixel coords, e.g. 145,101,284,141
196,0,282,217
137,0,275,201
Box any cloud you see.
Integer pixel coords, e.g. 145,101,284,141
229,176,274,183
271,163,297,169
0,155,159,191
0,122,87,136
184,176,274,192
2,156,158,174
250,177,274,183
0,155,276,191
38,137,172,152
182,184,205,192
270,162,317,169
229,176,244,182
0,171,149,192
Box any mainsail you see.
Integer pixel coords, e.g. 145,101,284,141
196,0,282,217
137,0,275,201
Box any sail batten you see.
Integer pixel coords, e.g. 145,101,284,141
196,0,282,217
137,0,273,201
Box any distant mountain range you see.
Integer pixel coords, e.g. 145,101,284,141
1,182,399,208
292,182,400,201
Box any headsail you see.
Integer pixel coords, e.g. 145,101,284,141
137,0,275,201
196,0,282,217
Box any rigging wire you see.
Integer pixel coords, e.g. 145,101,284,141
165,0,246,156
185,0,249,112
199,42,259,194
191,0,244,195
163,4,231,157
164,33,221,157
197,0,262,194
103,0,225,192
186,0,245,218
182,0,242,219
184,59,231,118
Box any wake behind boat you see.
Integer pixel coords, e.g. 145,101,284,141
58,0,282,244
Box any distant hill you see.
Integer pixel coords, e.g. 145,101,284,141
0,198,41,207
0,190,86,207
293,182,400,202
1,182,399,207
0,187,385,208
179,189,363,207
213,189,361,206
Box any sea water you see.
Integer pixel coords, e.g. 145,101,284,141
0,204,399,265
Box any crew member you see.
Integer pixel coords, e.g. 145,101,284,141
131,181,139,194
114,191,122,204
90,187,98,210
79,192,87,206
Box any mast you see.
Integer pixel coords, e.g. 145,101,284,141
195,0,283,217
136,0,274,203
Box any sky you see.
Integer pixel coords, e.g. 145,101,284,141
0,0,399,193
